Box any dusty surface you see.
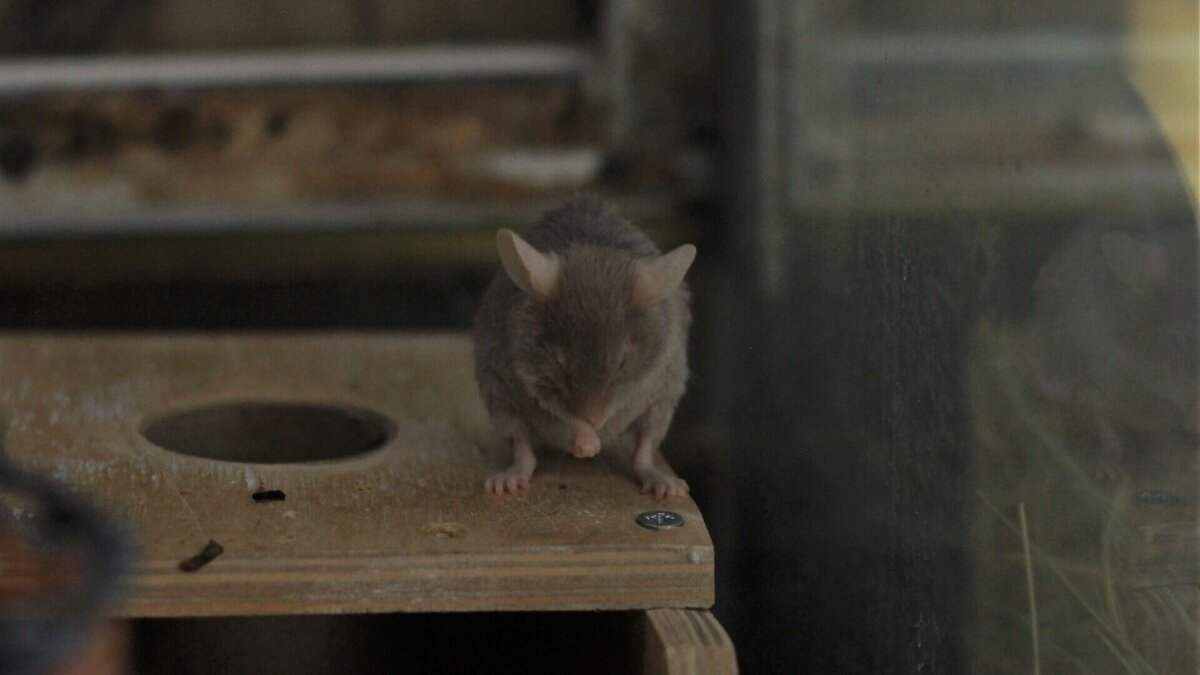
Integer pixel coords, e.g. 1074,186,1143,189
0,333,712,617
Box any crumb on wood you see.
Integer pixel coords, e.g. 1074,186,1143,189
251,489,287,502
178,540,224,572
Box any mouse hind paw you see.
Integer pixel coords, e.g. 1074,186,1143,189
485,469,532,496
634,466,689,501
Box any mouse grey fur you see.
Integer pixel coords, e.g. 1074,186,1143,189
1026,220,1197,474
473,195,696,499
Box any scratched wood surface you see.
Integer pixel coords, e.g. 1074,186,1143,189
0,333,713,617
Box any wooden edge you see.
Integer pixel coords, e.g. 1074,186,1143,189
640,608,738,675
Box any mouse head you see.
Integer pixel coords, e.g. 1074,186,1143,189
496,229,695,426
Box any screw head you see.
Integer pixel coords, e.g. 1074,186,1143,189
636,510,685,530
1132,490,1181,507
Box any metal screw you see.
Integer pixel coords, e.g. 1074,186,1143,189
636,510,684,530
1132,490,1181,507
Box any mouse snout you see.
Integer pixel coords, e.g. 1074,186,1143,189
574,397,609,428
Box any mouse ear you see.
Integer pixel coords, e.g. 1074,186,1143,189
496,229,560,298
633,244,697,307
1100,232,1169,291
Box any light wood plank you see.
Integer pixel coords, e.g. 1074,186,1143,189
0,334,713,617
641,609,738,675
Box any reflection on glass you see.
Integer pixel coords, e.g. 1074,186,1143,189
971,207,1197,671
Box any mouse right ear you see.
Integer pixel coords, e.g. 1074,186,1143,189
633,243,697,307
496,229,560,298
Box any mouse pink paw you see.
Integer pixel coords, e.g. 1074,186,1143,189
569,428,601,458
485,471,531,496
635,467,689,501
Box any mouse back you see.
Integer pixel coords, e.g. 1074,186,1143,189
522,194,662,257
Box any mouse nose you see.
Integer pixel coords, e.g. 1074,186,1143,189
575,398,607,428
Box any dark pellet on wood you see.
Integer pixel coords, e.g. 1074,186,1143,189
178,540,224,572
264,110,290,137
154,107,198,151
252,489,287,502
0,134,38,180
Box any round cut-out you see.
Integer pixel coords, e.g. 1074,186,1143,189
142,402,394,464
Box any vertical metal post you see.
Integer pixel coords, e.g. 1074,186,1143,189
753,0,786,299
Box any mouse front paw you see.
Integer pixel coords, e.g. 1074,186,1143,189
635,467,689,501
569,428,601,458
485,470,531,496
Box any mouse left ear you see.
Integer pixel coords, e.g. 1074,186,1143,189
497,229,560,298
1100,231,1169,291
633,244,697,307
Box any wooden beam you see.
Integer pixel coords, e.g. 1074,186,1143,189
641,609,738,675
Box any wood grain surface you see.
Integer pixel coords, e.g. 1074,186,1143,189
0,333,713,617
642,609,738,675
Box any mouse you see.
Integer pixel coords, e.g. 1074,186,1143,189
473,195,696,499
1025,220,1197,476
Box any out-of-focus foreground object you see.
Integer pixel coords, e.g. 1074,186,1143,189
0,454,133,675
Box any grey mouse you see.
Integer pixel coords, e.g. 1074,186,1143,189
473,195,696,499
1025,220,1197,473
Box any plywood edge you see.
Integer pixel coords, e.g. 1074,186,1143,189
641,609,738,675
115,546,715,617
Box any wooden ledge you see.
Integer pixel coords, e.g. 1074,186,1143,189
0,333,713,617
642,609,739,675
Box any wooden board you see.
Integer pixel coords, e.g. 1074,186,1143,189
0,85,606,219
641,609,739,675
0,334,713,617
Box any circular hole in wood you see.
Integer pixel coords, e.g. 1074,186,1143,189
142,402,394,464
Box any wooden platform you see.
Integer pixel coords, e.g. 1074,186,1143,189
0,334,714,618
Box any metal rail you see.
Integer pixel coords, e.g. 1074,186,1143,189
0,194,678,237
0,44,593,94
828,31,1196,66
